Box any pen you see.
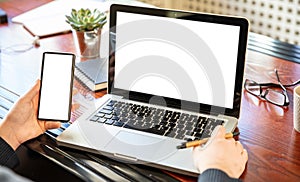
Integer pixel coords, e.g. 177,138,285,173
177,131,240,149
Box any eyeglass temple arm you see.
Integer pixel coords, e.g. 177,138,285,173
275,69,290,105
246,68,300,88
258,80,300,88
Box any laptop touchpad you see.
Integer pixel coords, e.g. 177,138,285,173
104,130,176,161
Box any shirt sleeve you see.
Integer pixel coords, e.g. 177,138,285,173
0,137,19,168
198,169,242,182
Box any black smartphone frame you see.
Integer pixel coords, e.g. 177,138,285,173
37,52,75,122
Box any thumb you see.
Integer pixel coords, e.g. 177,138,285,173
200,125,225,149
213,125,226,139
44,121,61,131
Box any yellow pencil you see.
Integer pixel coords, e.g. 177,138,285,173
176,132,240,149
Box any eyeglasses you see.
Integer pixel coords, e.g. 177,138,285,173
244,69,300,107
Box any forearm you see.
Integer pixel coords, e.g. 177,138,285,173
0,137,19,168
198,169,242,182
0,116,22,150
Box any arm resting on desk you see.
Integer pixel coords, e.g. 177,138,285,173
198,169,242,182
0,138,31,182
0,137,19,168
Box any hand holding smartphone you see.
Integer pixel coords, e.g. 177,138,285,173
37,52,75,122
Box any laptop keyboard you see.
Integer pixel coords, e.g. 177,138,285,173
89,100,225,140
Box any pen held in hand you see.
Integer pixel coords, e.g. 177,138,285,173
176,131,240,149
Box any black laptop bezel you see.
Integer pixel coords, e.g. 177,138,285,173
108,4,249,118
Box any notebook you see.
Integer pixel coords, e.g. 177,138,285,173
75,58,107,91
12,0,152,37
57,4,249,176
12,0,110,37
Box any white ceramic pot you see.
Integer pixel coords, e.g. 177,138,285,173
72,28,101,58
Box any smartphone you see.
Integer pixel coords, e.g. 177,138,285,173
37,52,75,122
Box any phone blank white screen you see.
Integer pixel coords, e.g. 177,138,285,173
38,53,74,121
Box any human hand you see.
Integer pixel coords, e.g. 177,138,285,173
193,126,248,178
0,80,61,150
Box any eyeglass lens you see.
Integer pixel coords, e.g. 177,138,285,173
264,89,286,106
245,80,286,106
245,80,260,95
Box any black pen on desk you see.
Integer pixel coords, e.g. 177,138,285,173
177,131,240,149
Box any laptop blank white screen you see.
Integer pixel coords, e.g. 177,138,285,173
114,12,240,109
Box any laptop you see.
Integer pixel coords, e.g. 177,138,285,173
57,4,249,176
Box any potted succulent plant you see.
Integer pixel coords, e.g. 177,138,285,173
66,8,107,58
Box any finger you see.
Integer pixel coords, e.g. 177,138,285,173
200,126,224,149
192,145,203,171
72,88,79,96
226,137,236,147
241,149,248,162
23,80,40,101
235,141,244,153
213,125,226,139
193,145,203,154
44,121,61,130
71,103,80,112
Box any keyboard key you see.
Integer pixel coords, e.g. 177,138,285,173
193,132,203,139
198,116,206,122
172,112,180,119
167,132,177,138
111,116,119,121
95,113,105,117
215,119,225,125
195,128,204,134
126,120,136,126
142,122,153,129
104,114,113,119
197,123,205,129
186,115,197,122
107,100,116,106
134,120,144,128
160,121,168,126
98,118,107,123
176,131,186,140
176,124,185,129
184,124,194,131
185,130,194,137
90,116,99,122
105,119,114,125
202,129,212,138
103,106,113,111
166,122,176,128
99,109,112,115
113,121,124,127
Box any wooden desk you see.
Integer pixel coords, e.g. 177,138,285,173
1,0,300,181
